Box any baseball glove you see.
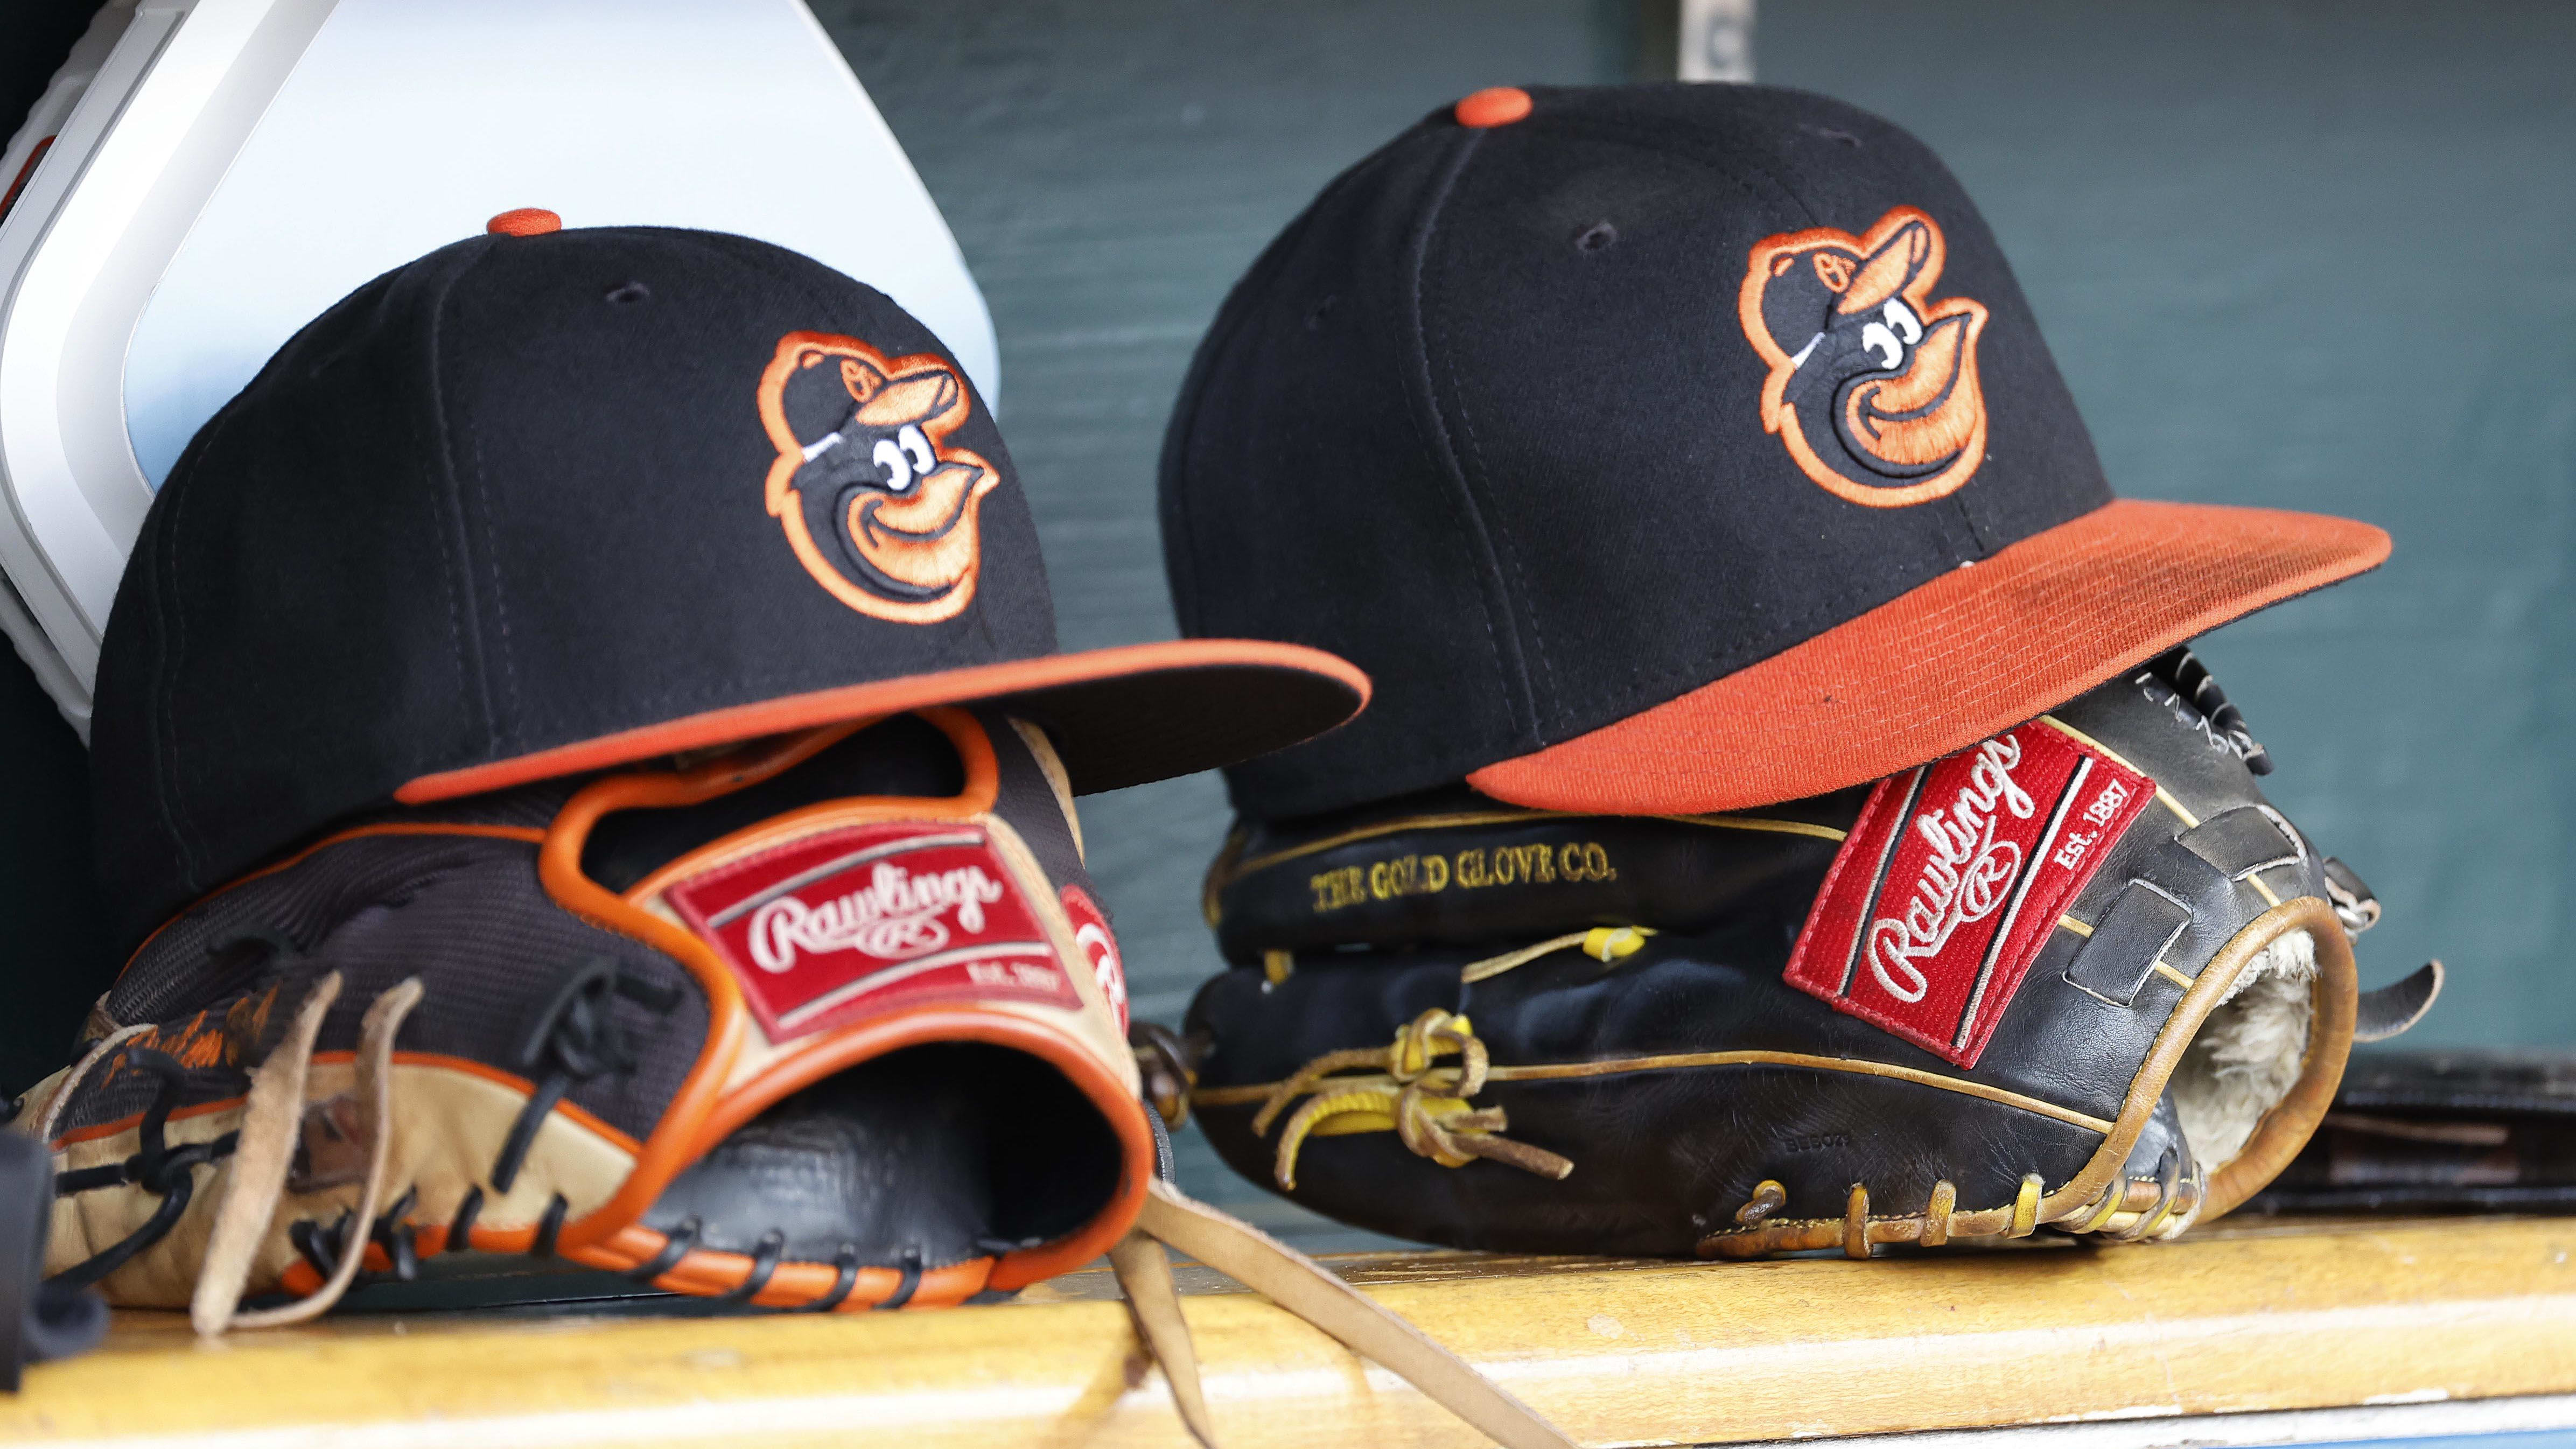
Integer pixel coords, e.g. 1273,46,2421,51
1182,649,2443,1257
13,705,1572,1449
24,706,1148,1324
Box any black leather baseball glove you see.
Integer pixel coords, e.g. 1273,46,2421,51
1181,650,2441,1257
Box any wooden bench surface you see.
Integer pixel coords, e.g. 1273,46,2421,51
6,1214,2572,1447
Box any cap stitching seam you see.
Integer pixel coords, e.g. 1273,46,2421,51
1430,228,1563,734
1444,115,1830,723
416,418,472,756
1403,128,1532,741
1161,159,1359,646
424,247,497,759
460,408,521,748
1403,119,1978,733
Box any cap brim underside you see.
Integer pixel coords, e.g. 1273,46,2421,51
1466,499,2390,815
396,639,1369,804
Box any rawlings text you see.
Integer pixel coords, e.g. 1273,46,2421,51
1783,725,2154,1067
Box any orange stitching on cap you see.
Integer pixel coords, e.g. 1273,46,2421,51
1453,87,1532,128
1738,206,1990,509
757,333,998,624
486,208,561,236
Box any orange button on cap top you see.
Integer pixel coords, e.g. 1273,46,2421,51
1454,87,1532,128
487,208,562,237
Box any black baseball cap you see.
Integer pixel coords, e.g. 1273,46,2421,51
93,214,1365,946
1160,83,2384,821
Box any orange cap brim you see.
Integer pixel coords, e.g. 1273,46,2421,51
1466,500,2388,815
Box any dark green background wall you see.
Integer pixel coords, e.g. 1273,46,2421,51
3,0,2568,1249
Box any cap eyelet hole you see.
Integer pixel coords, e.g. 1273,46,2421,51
1574,221,1618,254
606,282,652,305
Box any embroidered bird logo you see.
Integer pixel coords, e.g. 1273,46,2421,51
1738,207,1989,508
759,332,999,623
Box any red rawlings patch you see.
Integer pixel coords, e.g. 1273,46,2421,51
1784,724,2154,1067
667,821,1077,1042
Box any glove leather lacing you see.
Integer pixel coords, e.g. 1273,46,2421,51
492,956,682,1196
42,1042,229,1290
34,984,1579,1449
1255,1009,1574,1191
1229,922,2212,1255
1248,929,1651,1187
1104,1112,1578,1449
31,970,421,1332
282,955,747,1308
37,944,692,1328
25,748,1589,1449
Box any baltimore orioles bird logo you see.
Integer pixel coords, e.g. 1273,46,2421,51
1738,206,1990,508
759,332,999,623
